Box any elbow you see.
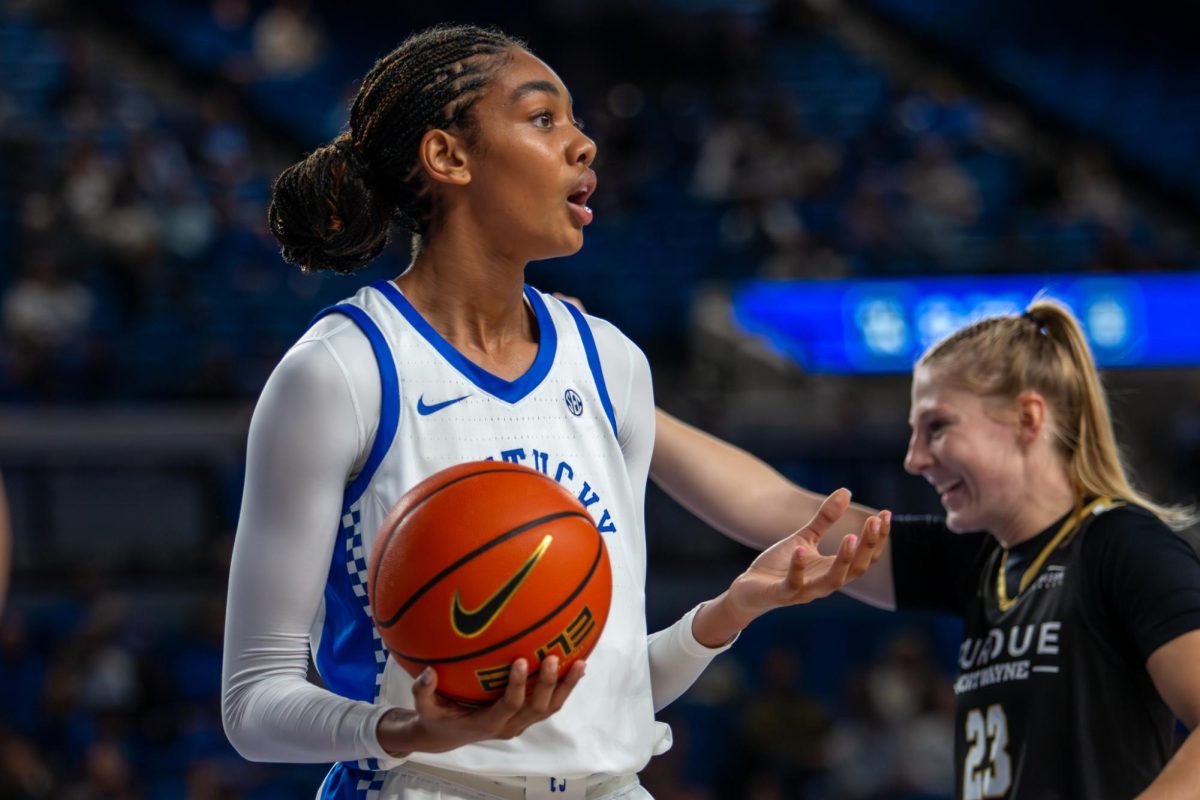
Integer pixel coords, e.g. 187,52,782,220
221,689,252,760
221,683,269,763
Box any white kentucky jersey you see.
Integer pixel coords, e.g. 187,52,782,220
309,280,659,795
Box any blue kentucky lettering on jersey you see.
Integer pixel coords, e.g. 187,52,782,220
550,777,568,792
481,446,617,535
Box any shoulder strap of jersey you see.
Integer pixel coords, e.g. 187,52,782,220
558,297,618,438
308,303,401,505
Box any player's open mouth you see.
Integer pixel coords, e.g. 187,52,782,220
567,171,597,226
937,480,964,504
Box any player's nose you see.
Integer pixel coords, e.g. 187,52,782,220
903,434,931,475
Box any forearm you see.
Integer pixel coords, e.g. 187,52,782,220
1136,725,1200,799
222,666,400,763
652,410,877,553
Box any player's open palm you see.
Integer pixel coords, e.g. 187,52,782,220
726,489,890,622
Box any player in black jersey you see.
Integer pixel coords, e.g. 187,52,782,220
645,298,1200,798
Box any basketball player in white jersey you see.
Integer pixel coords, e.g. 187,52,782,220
221,23,889,800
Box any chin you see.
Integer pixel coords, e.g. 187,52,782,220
943,509,979,534
548,236,585,260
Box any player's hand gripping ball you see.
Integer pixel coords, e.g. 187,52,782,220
369,461,612,704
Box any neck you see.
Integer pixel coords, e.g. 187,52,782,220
992,464,1078,549
394,233,532,352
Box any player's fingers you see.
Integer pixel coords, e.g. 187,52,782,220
826,530,859,589
796,488,851,543
507,658,581,736
784,544,816,592
545,659,586,714
869,511,892,565
524,656,560,716
491,658,529,722
844,516,882,580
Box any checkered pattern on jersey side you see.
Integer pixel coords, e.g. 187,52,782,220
340,499,390,774
355,772,386,800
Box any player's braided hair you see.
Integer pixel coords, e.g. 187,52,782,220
268,24,525,274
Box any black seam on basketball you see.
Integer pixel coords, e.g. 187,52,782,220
376,509,593,629
387,533,605,664
369,466,556,616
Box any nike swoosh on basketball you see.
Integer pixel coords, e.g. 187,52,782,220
451,535,552,638
417,394,470,415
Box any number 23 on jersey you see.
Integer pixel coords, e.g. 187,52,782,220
963,704,1012,800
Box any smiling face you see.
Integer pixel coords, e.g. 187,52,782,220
448,48,597,262
904,366,1028,535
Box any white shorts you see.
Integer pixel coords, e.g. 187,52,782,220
378,762,651,800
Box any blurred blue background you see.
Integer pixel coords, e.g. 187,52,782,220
1,0,1198,797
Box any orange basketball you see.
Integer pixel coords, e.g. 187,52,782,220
368,461,612,704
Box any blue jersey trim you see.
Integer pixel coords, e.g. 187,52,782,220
562,301,618,438
308,304,400,505
371,279,557,404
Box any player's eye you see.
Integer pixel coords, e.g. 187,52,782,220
531,111,553,129
572,117,585,131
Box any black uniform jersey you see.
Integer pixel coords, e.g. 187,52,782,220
891,499,1200,800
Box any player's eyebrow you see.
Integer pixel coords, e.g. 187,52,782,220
510,80,571,107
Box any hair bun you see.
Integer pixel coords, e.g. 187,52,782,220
333,139,372,182
267,139,395,274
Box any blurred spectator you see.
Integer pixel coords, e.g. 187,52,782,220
895,77,982,145
828,631,952,800
896,681,955,798
60,738,138,800
725,647,832,797
2,252,95,394
0,730,54,799
901,135,981,266
1059,149,1129,231
759,226,850,279
827,669,902,799
693,94,840,205
844,174,903,272
252,0,323,77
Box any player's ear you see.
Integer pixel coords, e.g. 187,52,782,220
1015,390,1047,446
419,129,471,186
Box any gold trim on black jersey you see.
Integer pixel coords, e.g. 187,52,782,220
995,496,1124,612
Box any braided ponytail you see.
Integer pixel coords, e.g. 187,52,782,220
268,25,526,273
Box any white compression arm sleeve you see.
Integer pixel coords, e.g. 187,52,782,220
221,315,401,764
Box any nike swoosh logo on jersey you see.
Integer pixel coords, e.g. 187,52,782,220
416,394,470,415
451,534,552,638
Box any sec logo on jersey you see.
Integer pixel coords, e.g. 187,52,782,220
564,388,583,416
